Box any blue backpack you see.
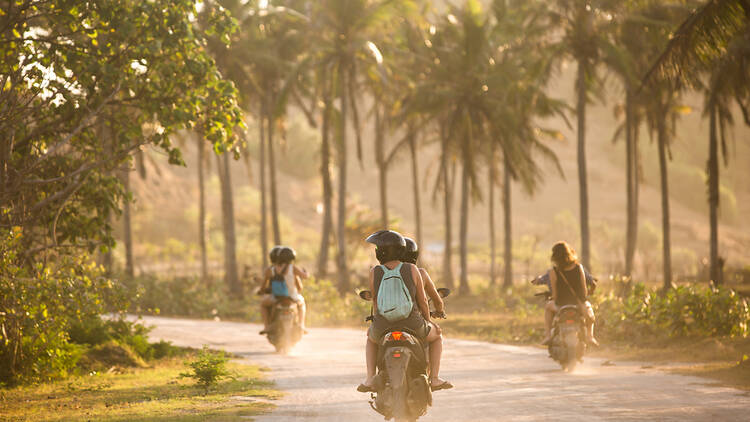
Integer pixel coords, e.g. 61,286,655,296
376,263,414,322
270,265,290,297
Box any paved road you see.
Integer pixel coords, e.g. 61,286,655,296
141,316,749,421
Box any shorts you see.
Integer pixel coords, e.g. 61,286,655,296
367,311,429,343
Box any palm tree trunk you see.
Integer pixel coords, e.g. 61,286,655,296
122,165,134,278
502,155,512,289
336,69,350,294
576,59,591,270
408,125,423,250
657,113,672,290
217,152,241,297
708,102,720,285
488,143,496,287
375,107,388,228
259,102,269,269
197,135,208,282
317,88,333,278
441,125,454,289
459,141,470,296
624,89,636,277
267,113,282,245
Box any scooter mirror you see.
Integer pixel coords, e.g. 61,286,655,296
437,288,451,298
359,290,373,301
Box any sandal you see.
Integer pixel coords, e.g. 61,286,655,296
430,380,453,391
357,383,376,393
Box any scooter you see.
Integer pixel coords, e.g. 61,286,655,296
535,290,586,371
265,296,302,354
358,288,450,422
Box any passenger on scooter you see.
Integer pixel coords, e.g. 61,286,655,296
259,246,309,335
358,230,451,393
541,241,598,346
402,237,446,319
401,237,451,391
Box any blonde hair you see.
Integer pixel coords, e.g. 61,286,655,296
551,241,578,268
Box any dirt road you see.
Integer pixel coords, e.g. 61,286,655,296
141,316,749,421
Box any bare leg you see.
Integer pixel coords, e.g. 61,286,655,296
297,299,307,332
362,338,378,386
260,296,274,331
428,335,442,380
542,301,555,344
425,322,449,388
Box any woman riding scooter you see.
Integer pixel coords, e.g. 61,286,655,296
541,241,598,346
358,230,451,393
259,246,309,335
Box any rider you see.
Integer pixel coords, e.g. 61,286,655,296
259,246,309,335
401,237,451,390
358,230,451,393
402,237,446,319
541,241,598,346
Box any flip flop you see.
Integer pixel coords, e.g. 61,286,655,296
259,329,269,335
430,380,453,391
357,383,376,393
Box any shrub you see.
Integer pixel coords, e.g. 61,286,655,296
0,228,121,385
593,283,750,342
180,346,234,393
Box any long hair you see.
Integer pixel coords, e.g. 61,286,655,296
551,241,578,268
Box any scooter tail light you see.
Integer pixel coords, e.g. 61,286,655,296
391,331,403,341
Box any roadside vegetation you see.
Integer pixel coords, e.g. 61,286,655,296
1,354,277,421
2,0,750,415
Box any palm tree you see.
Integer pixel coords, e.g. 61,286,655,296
216,150,242,297
642,0,749,284
316,73,335,277
548,0,614,270
624,0,693,289
488,141,498,286
196,134,209,281
308,0,401,293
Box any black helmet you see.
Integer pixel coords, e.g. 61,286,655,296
269,245,282,264
402,237,419,264
277,246,296,264
366,230,406,264
365,230,406,247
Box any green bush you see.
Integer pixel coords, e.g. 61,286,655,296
593,283,750,342
180,346,234,394
0,228,121,385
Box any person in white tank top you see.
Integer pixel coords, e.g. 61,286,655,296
259,246,308,334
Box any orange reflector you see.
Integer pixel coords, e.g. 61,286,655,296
391,331,403,341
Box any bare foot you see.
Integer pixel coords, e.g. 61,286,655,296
430,377,453,391
357,376,376,392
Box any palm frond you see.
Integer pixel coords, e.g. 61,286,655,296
642,0,748,87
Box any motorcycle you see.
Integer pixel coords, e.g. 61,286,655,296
535,290,586,371
265,296,303,354
358,287,450,422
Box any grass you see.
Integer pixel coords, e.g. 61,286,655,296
0,356,279,421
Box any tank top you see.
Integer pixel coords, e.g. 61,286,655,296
373,262,417,315
273,264,299,298
554,265,585,307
